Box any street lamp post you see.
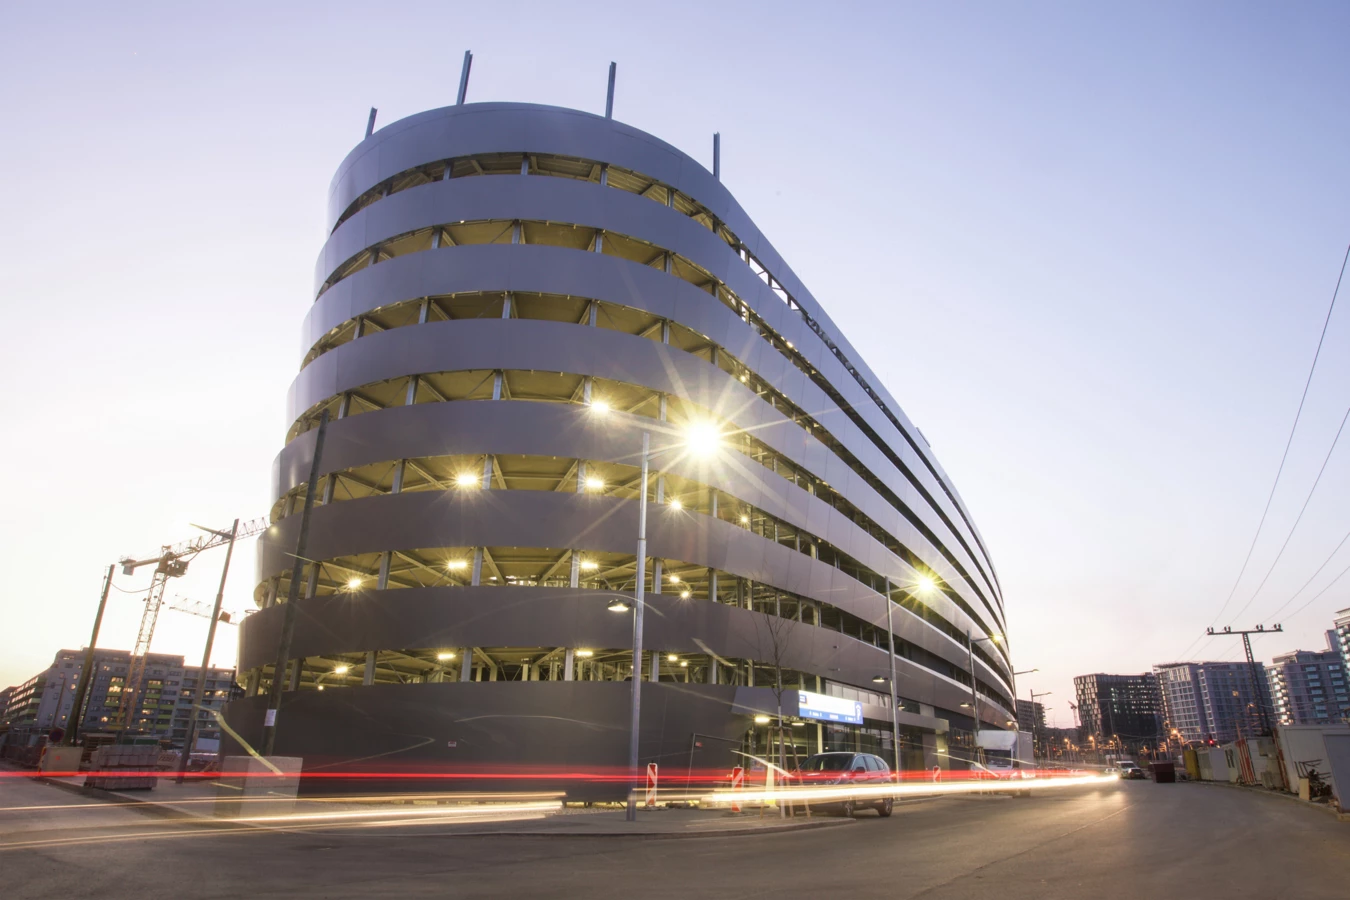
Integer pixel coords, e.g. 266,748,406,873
884,578,900,776
624,430,651,822
614,418,723,821
964,630,1004,766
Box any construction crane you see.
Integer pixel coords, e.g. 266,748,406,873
113,518,268,732
167,594,238,624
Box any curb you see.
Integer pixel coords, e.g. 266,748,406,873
433,817,857,840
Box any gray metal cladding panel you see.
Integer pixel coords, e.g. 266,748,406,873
221,682,747,800
232,589,1003,724
268,401,994,635
253,493,1000,686
301,247,998,612
304,244,720,355
317,174,743,296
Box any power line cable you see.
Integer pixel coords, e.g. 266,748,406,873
1208,241,1348,627
1264,525,1350,623
1279,558,1350,623
1227,403,1350,624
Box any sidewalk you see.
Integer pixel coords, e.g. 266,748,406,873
1183,778,1349,822
36,774,862,839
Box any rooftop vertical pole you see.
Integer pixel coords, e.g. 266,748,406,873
605,62,616,119
457,51,473,106
365,107,378,139
713,132,721,180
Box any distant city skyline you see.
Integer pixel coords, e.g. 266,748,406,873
3,3,1350,726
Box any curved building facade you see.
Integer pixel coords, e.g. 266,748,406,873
225,102,1015,793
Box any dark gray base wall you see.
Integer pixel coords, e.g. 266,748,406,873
222,682,749,801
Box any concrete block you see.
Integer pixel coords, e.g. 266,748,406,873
38,746,83,776
213,755,303,819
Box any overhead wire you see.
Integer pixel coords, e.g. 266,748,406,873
1263,526,1350,623
1172,241,1350,666
1208,241,1348,628
1226,403,1350,624
1278,558,1350,623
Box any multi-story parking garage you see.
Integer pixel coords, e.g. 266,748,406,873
223,101,1015,794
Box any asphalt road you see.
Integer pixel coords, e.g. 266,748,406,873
2,777,1346,899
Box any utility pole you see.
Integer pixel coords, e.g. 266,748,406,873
261,411,330,757
1205,625,1281,736
177,519,240,783
65,565,115,746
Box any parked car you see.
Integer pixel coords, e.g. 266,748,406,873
790,752,895,817
1118,760,1146,780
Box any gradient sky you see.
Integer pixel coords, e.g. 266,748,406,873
3,2,1349,727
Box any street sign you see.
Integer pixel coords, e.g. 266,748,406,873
730,765,745,813
645,763,658,806
797,690,863,725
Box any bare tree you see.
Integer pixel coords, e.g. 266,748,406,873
752,608,805,780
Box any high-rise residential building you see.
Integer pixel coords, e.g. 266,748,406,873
225,98,1014,795
1073,673,1164,753
0,686,17,724
12,649,235,748
1015,698,1045,733
1334,608,1350,678
1154,661,1274,743
1266,632,1350,726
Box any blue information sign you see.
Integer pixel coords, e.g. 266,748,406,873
798,690,864,725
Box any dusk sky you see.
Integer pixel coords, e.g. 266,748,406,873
3,2,1348,726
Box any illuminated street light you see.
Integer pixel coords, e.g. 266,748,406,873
590,399,611,414
446,560,468,571
455,472,479,488
684,421,722,457
667,654,678,662
333,665,350,675
346,577,363,590
754,715,771,724
436,652,455,661
915,573,938,594
608,599,631,613
679,590,691,599
577,650,594,658
585,476,605,490
668,498,683,510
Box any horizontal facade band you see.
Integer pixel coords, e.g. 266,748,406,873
236,587,1011,725
253,488,1012,695
270,401,1002,639
285,316,1003,628
268,445,1004,656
